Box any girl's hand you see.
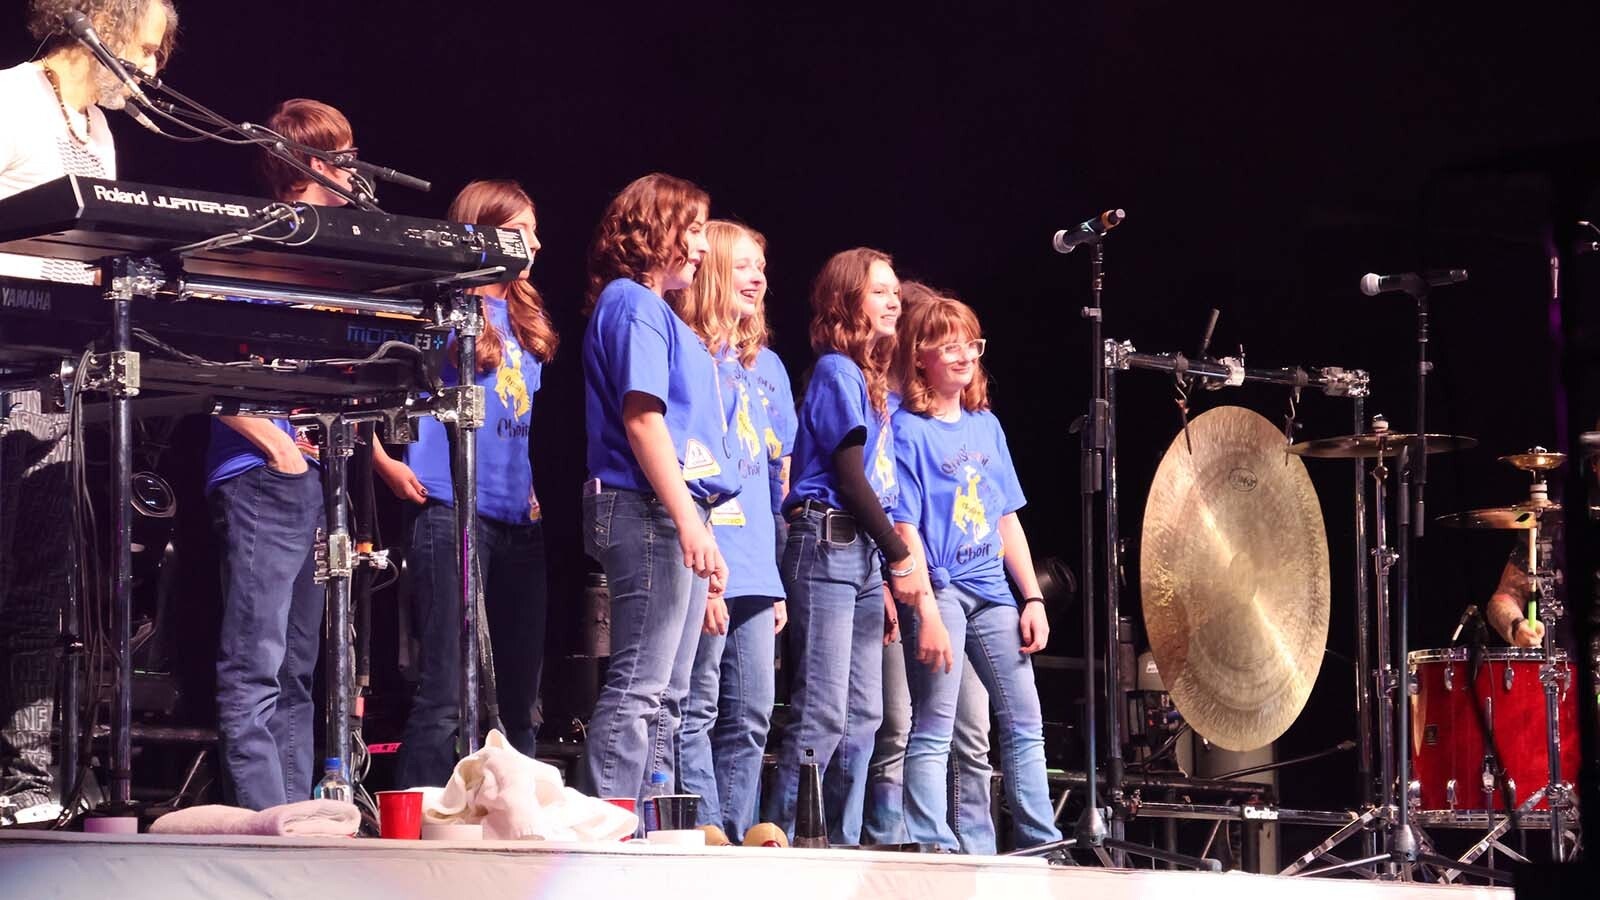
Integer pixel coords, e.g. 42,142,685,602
374,454,426,504
914,606,954,674
680,520,720,579
1019,601,1050,654
704,593,730,636
881,588,899,646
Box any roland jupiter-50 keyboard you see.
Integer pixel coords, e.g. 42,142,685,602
0,175,531,293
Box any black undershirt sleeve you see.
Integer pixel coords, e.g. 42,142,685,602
831,430,909,563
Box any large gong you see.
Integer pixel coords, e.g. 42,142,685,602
1139,406,1330,751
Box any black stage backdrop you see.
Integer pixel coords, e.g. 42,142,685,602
7,1,1600,819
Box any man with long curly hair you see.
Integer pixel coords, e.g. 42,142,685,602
0,0,177,827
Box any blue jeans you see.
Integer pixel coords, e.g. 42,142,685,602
209,464,325,810
395,502,548,789
902,585,1059,850
951,662,995,853
865,639,994,850
679,596,776,842
580,489,707,801
863,635,910,845
770,510,884,845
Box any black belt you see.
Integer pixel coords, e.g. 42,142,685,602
787,498,859,545
584,478,722,510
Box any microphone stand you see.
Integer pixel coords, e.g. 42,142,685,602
1011,223,1220,871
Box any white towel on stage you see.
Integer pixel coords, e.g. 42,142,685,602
415,729,637,841
148,799,360,837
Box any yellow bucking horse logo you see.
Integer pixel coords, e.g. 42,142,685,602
952,465,991,542
735,383,763,462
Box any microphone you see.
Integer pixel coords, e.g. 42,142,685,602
1359,269,1468,297
329,152,432,193
1053,208,1125,254
1450,604,1479,644
123,103,165,135
63,11,151,106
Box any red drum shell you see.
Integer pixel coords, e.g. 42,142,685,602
1408,646,1580,812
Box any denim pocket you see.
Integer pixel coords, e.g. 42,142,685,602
782,523,812,587
582,491,615,559
261,463,313,480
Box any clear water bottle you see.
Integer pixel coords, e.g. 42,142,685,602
640,770,671,832
312,757,350,802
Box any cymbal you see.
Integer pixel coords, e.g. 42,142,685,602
1436,501,1562,530
1288,432,1477,459
1141,406,1330,751
1499,448,1566,471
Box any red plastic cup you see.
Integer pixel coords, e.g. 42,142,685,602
602,797,637,841
377,790,423,840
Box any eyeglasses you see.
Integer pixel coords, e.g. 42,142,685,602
924,339,987,361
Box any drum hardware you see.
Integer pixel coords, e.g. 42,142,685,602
1285,422,1510,881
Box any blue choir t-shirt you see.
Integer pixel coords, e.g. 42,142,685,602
787,352,897,515
583,278,739,504
407,295,543,524
709,352,785,599
205,417,310,494
891,407,1025,606
751,347,797,511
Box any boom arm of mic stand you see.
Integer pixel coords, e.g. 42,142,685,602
1212,740,1358,781
128,70,379,213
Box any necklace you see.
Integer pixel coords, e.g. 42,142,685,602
41,65,90,147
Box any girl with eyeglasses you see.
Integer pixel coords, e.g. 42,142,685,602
888,295,1060,851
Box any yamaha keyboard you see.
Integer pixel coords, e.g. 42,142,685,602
0,176,530,293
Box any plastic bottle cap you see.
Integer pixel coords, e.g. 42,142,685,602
324,757,342,770
650,772,669,783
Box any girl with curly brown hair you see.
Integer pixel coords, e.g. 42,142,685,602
579,173,739,806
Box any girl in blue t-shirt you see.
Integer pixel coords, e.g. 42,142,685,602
670,221,795,842
888,295,1060,851
579,173,739,804
372,179,559,789
769,248,943,844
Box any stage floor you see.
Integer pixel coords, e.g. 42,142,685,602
0,831,1511,900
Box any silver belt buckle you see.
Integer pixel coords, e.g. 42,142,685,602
582,477,602,497
822,508,856,546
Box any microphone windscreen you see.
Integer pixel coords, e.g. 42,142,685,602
1359,273,1381,296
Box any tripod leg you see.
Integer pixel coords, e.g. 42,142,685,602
1280,809,1380,875
1104,837,1221,871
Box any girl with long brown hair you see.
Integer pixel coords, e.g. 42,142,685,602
374,179,556,788
579,173,738,805
767,248,947,843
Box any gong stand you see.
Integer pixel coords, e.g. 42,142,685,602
1110,342,1371,857
1012,226,1371,871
